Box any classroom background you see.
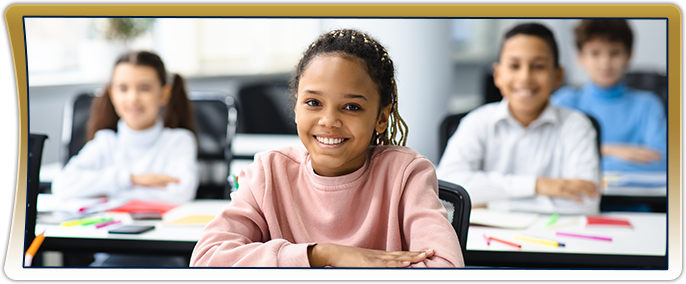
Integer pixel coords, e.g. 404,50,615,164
28,18,667,169
24,17,669,269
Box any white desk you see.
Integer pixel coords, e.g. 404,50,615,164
37,200,232,256
465,212,667,268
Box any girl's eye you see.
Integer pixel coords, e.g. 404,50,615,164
138,85,152,92
531,64,545,70
344,104,361,111
305,100,321,107
508,64,519,70
117,85,127,92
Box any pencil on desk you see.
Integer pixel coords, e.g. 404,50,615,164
24,230,45,266
515,235,565,247
488,236,521,248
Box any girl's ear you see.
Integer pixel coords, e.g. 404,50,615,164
375,103,393,134
160,84,172,106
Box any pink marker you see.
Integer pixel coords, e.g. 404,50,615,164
483,234,491,245
556,232,612,241
95,220,121,229
78,198,108,213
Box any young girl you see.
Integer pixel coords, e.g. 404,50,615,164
191,29,463,267
51,51,199,204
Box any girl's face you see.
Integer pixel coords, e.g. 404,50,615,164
493,34,563,122
577,38,631,87
110,63,171,131
295,55,391,177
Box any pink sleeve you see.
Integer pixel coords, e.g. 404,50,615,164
399,158,465,268
189,157,312,267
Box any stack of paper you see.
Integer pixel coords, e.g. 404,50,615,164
470,209,539,229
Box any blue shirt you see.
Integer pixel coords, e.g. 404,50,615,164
552,81,667,172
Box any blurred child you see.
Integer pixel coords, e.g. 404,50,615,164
52,50,198,204
437,23,601,214
52,51,198,267
552,19,667,172
191,29,462,267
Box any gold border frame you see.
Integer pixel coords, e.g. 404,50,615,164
4,4,682,280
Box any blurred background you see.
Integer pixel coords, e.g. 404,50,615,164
27,18,667,169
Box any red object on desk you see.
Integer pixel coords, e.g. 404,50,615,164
586,216,633,228
106,199,179,215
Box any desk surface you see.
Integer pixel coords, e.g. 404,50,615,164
232,133,303,158
38,200,231,256
466,212,666,268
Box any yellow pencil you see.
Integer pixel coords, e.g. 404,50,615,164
514,235,565,247
24,230,45,266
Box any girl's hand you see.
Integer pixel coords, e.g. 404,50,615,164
308,243,434,267
535,177,599,202
602,145,661,163
130,174,180,189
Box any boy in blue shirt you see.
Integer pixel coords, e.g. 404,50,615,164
552,19,667,172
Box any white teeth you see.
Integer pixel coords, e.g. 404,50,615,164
316,136,344,145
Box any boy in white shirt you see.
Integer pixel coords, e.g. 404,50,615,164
437,23,601,214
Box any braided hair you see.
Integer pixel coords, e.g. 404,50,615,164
290,29,408,146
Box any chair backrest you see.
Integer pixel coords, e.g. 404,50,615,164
625,72,667,111
438,179,471,257
584,113,602,173
236,81,297,134
438,112,469,162
26,134,48,254
59,91,237,199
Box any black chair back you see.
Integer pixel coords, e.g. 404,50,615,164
625,72,667,111
236,82,297,134
438,179,471,257
438,112,469,162
26,134,48,254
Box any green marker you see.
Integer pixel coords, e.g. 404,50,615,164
545,213,559,227
81,217,114,226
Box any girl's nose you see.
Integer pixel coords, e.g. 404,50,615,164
318,107,342,128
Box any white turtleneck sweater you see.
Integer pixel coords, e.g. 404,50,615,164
51,119,198,204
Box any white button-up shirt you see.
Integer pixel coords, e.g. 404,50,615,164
437,99,600,214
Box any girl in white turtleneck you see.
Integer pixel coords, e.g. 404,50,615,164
52,51,198,204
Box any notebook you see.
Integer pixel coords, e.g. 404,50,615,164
106,199,179,215
469,209,539,229
585,216,633,229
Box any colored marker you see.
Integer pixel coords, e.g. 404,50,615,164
82,217,114,226
556,232,612,242
515,235,565,247
545,213,559,227
483,234,491,245
95,220,122,229
24,230,45,266
78,198,108,213
488,236,521,248
60,216,104,227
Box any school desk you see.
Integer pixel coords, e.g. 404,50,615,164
35,198,231,260
600,171,667,212
465,212,667,268
231,133,303,160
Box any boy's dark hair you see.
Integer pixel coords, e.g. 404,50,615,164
86,50,195,141
498,23,560,67
574,19,633,53
289,29,408,146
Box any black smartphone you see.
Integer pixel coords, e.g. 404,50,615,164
108,225,155,234
130,211,163,220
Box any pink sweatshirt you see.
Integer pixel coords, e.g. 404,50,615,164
190,145,464,267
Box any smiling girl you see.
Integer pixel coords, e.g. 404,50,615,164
190,29,463,268
52,51,198,204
